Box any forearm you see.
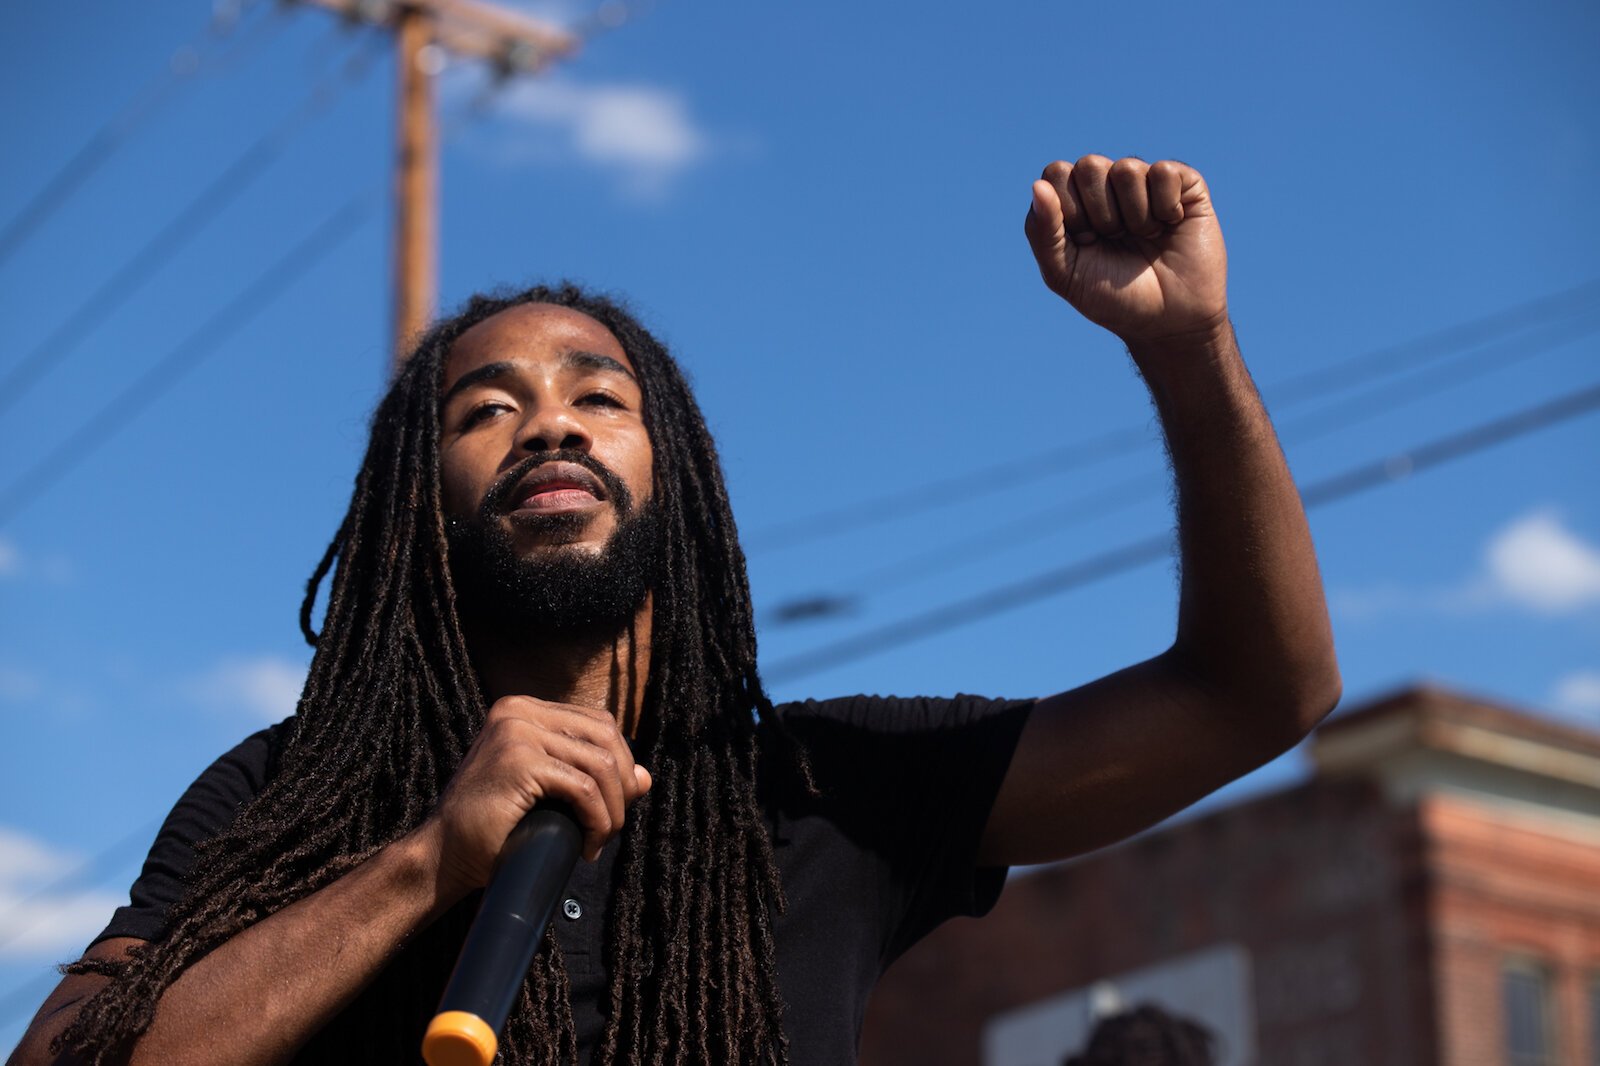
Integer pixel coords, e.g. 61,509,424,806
1131,322,1341,740
122,822,454,1066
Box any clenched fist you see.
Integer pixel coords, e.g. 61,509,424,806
1025,155,1229,346
425,695,652,900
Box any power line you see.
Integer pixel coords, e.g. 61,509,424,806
0,30,381,419
745,279,1600,552
0,817,163,1030
761,379,1600,683
0,819,163,957
0,193,375,529
0,0,282,271
765,309,1600,622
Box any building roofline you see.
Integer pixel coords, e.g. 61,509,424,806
1316,682,1600,758
1310,682,1600,790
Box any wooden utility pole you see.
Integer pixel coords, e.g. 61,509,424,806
294,0,581,365
394,7,437,355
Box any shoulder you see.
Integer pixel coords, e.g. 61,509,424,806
762,694,1034,801
90,718,295,947
184,717,293,812
772,693,1035,738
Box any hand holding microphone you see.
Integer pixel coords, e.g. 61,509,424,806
419,695,651,1066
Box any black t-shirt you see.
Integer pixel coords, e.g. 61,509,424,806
97,694,1033,1064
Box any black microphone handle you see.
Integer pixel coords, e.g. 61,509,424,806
423,805,583,1066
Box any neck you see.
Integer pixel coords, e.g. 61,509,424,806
464,597,653,735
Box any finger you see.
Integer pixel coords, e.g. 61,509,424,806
485,705,631,849
1041,159,1095,245
1024,180,1064,265
1109,157,1159,238
499,699,644,802
542,704,646,802
528,755,616,860
1070,155,1123,238
541,731,628,844
1147,160,1188,225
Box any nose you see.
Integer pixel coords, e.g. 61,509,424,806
515,401,591,455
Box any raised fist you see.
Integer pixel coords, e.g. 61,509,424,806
1025,155,1229,346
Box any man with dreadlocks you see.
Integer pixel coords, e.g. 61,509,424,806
14,155,1340,1066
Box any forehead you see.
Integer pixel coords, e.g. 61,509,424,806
441,303,635,389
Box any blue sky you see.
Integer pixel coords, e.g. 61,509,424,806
2,0,1597,1044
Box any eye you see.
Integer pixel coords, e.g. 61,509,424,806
578,391,626,409
459,401,512,428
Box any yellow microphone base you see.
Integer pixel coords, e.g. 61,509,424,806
423,1010,499,1066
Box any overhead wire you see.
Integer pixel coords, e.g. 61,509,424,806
0,193,376,529
0,818,164,957
0,0,282,270
0,818,164,1030
761,377,1600,682
765,305,1600,622
0,0,654,1030
0,65,517,1033
0,27,383,419
0,49,536,533
745,279,1600,552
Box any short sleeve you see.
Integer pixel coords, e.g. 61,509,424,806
775,694,1033,964
92,722,284,946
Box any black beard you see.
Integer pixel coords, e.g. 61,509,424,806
445,452,660,637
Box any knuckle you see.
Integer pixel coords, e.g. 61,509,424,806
1110,158,1147,185
478,720,515,752
1041,160,1071,181
488,696,543,725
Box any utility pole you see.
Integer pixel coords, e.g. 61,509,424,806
294,0,580,366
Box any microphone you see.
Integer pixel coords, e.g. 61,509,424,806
422,805,583,1066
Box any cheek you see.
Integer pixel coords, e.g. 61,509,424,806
438,450,484,519
624,435,655,506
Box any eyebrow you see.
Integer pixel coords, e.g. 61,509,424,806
440,349,637,406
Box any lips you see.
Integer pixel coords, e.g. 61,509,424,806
505,461,607,513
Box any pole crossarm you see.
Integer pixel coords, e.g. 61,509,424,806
296,0,580,72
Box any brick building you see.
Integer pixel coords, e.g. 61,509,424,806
859,686,1600,1066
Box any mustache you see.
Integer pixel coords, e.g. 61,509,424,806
480,450,635,517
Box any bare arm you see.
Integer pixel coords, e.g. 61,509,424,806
9,696,650,1066
8,939,139,1066
8,828,446,1066
978,156,1340,865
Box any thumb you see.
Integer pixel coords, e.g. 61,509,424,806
1025,180,1075,291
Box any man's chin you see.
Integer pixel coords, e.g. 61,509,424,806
446,497,660,636
504,509,603,546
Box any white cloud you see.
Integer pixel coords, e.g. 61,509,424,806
1333,509,1600,620
447,69,710,198
183,655,306,723
0,827,123,959
1483,510,1600,613
0,828,76,884
1551,670,1600,718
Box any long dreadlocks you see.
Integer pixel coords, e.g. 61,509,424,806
57,283,795,1065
